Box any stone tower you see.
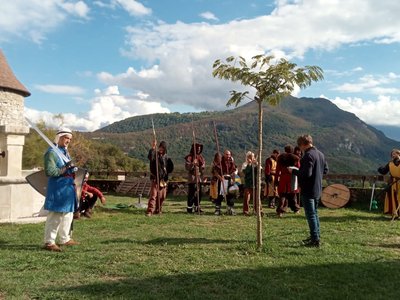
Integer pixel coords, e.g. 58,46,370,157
0,49,45,222
0,49,31,176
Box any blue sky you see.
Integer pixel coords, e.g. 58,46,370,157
1,0,400,137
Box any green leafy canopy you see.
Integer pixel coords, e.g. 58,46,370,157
212,54,324,107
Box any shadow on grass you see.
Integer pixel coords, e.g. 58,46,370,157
100,238,137,244
138,237,233,245
377,243,400,249
47,260,400,299
0,242,41,251
318,214,390,222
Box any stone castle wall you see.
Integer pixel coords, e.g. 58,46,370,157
0,89,25,127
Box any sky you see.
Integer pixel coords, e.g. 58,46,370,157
1,0,400,139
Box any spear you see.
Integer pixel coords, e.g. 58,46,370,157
212,121,226,202
191,115,201,214
151,118,160,212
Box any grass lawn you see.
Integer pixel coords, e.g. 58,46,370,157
0,194,399,299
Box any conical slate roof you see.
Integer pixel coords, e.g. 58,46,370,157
0,49,30,97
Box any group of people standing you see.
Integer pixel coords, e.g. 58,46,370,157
264,145,302,217
42,129,328,251
143,134,328,248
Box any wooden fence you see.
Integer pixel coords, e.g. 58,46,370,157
87,171,389,205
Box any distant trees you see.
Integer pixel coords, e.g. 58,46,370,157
212,54,324,249
23,122,146,174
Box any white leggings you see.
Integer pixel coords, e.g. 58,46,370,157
44,211,73,244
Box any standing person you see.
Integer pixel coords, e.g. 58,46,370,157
289,134,328,248
293,146,303,208
74,172,106,219
264,149,279,208
146,140,174,217
377,149,400,218
43,128,80,252
210,153,224,215
222,150,238,215
275,145,300,217
240,151,258,216
185,143,206,214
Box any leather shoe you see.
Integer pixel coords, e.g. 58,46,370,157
303,239,320,248
44,243,62,252
83,211,92,218
60,239,80,246
302,236,312,244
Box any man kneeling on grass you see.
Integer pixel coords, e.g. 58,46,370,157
74,172,106,219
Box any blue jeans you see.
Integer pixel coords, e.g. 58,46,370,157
301,195,320,241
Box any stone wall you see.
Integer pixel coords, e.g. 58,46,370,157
0,90,25,127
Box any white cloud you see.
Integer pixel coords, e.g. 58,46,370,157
200,11,219,21
104,0,400,111
25,85,170,131
328,95,400,126
111,0,151,16
0,0,89,43
59,1,90,19
334,73,400,94
34,84,86,95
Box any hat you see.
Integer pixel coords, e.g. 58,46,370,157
54,127,73,144
159,141,167,153
190,143,203,155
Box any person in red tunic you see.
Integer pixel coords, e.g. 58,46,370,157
74,173,106,219
275,145,300,217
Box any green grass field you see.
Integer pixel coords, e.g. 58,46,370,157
0,195,399,299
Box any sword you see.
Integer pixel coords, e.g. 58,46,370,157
25,117,71,164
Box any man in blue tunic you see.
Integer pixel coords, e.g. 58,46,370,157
43,128,79,252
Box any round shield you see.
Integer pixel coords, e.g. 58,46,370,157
321,184,350,208
228,184,239,196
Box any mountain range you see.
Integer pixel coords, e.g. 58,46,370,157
83,96,398,174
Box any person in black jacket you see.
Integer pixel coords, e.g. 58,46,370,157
145,140,174,216
289,134,328,247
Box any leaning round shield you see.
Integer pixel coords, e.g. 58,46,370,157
26,167,87,200
321,184,350,208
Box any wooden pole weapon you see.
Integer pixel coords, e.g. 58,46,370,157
213,121,226,202
151,118,160,212
191,115,201,214
252,154,257,215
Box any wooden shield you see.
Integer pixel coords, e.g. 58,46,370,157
321,184,350,208
26,168,87,200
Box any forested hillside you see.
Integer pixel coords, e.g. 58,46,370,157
84,96,398,174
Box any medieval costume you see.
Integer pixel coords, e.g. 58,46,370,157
75,173,106,219
264,150,279,208
185,143,205,213
240,151,259,216
210,150,237,215
146,141,174,216
378,149,400,218
275,145,301,217
43,128,79,252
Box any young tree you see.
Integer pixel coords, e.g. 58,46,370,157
212,54,324,249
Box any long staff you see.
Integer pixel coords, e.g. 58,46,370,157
252,155,256,215
212,121,226,202
151,118,160,212
191,116,201,214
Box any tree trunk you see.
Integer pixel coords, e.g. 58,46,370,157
256,101,263,249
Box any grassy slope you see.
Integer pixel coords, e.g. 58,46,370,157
0,195,399,299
